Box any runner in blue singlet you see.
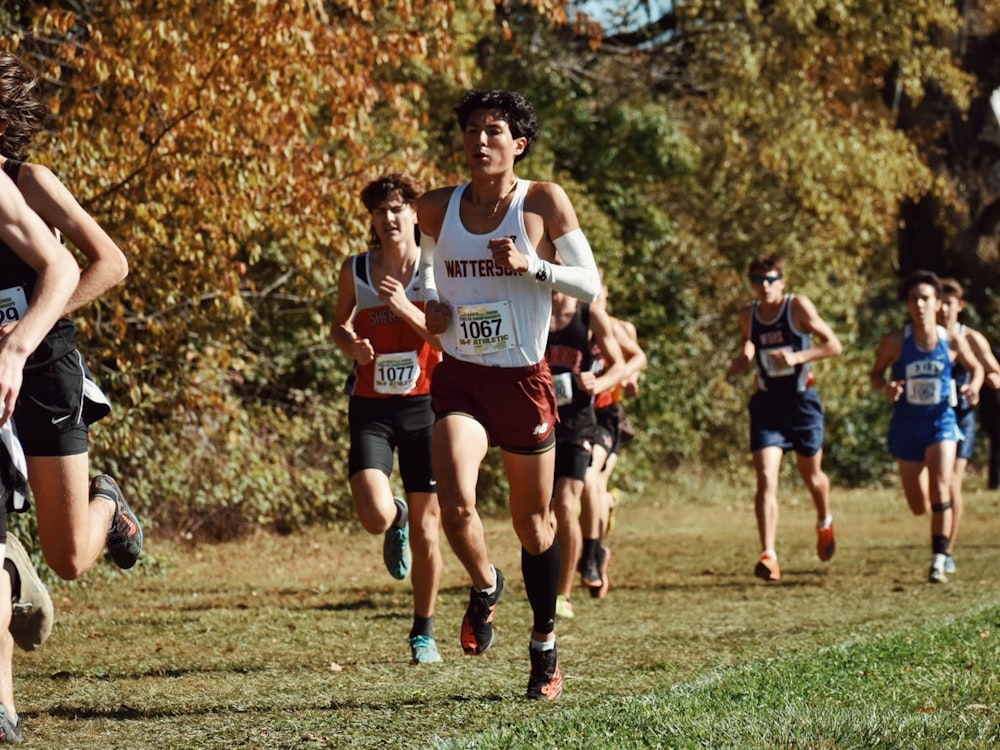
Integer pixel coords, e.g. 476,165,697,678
870,271,983,583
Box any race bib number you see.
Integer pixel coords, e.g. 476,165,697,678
552,371,574,406
906,378,942,406
373,351,420,395
0,286,28,324
455,301,513,356
761,345,795,378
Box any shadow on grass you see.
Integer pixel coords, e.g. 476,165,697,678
39,690,508,722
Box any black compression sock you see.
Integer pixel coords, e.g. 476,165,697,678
410,615,433,640
522,539,561,636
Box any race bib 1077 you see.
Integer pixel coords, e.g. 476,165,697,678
373,351,420,395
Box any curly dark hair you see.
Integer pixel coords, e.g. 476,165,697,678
454,89,539,164
0,51,46,160
360,173,424,251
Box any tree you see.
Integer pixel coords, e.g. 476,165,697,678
5,0,995,539
1,0,545,536
486,1,995,483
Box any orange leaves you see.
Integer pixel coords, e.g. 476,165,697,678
9,1,487,400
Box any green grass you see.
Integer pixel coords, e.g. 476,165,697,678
442,609,999,749
13,481,1000,748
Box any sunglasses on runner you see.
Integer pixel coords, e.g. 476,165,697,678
750,273,783,285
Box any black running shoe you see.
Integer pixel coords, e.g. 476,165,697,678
527,643,563,701
92,475,143,569
460,567,505,655
579,551,601,589
587,545,611,600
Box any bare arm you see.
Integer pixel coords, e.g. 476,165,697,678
730,305,756,374
952,332,984,406
780,294,843,367
0,176,80,421
870,330,904,401
965,328,1000,389
579,305,625,397
330,257,374,366
17,162,127,315
378,275,442,350
614,318,647,396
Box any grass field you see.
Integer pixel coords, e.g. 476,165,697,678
12,477,1000,748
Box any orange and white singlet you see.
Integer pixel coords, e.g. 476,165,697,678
592,315,624,411
347,253,439,398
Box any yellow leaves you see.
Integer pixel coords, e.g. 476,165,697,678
33,8,77,36
0,2,478,479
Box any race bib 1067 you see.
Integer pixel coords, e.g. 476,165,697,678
455,301,514,356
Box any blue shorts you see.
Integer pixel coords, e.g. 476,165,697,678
955,407,976,460
749,388,825,457
888,408,959,463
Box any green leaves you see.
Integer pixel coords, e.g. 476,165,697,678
3,0,995,533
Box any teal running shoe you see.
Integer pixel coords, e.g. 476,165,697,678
383,496,411,580
408,635,442,664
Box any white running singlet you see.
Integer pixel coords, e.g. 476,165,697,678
434,179,550,368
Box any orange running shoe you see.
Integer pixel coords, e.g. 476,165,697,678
816,523,836,562
527,643,563,701
753,551,781,582
460,568,505,655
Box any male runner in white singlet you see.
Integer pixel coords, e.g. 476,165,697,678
416,89,601,701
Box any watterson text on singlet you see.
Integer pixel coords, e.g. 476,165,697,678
444,259,519,278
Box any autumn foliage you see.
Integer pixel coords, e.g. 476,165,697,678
3,1,998,540
2,1,529,537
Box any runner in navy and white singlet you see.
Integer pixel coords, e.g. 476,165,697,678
730,254,842,583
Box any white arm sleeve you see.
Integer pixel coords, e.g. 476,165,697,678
526,228,601,302
419,232,439,303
